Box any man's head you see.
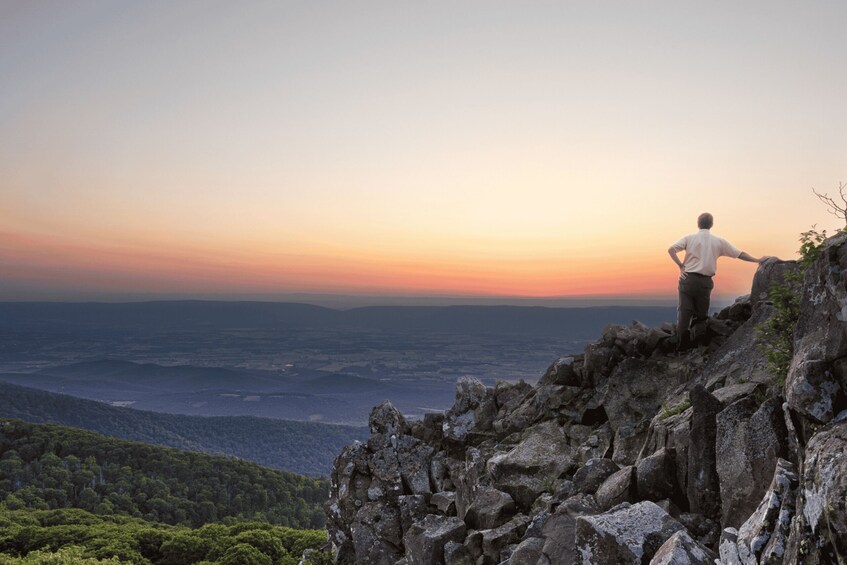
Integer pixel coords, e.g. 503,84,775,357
698,213,714,230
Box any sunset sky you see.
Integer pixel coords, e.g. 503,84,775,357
2,1,845,304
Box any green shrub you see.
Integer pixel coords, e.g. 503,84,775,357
757,228,829,382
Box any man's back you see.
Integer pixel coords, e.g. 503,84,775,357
670,228,741,277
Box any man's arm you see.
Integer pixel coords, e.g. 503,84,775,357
668,247,687,279
737,252,772,264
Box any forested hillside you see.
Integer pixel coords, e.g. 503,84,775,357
0,508,330,564
0,383,366,476
0,419,328,529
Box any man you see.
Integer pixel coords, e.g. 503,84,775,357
668,212,768,350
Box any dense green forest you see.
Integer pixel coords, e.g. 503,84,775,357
0,382,366,476
0,419,328,529
0,507,331,564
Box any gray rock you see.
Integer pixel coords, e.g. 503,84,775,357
785,356,842,424
402,514,466,565
540,494,598,564
595,465,637,511
718,528,741,565
398,495,427,535
687,384,722,518
442,376,495,444
576,422,614,464
454,447,486,521
785,414,847,563
487,421,578,510
351,502,403,565
639,404,691,498
612,419,650,466
463,530,483,561
603,358,687,436
480,515,530,564
572,458,620,495
521,510,549,540
538,356,578,387
676,512,719,548
716,396,788,529
492,472,546,512
368,445,405,500
326,442,371,561
507,537,544,565
648,530,716,565
443,540,473,565
636,447,680,503
582,342,621,386
711,382,764,406
575,501,684,564
785,233,847,424
370,400,409,436
396,436,435,495
464,487,516,530
700,305,776,390
735,458,798,565
750,258,800,309
431,491,457,516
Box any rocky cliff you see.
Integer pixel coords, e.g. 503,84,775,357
325,233,847,565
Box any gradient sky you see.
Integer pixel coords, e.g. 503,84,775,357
2,1,845,303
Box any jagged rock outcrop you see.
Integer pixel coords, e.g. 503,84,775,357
326,240,847,564
786,232,847,425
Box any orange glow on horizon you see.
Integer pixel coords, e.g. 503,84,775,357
1,228,769,301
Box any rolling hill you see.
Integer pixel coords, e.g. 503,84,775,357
0,382,366,476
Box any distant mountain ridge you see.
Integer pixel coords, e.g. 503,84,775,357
0,300,676,337
0,381,367,476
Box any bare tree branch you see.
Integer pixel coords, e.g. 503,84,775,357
812,182,847,226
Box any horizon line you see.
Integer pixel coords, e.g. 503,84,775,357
0,290,748,310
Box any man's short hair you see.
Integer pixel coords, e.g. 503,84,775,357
698,213,714,229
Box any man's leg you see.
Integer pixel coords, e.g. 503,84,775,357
690,277,713,343
677,280,695,350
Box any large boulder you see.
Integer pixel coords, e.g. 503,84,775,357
480,515,530,564
507,537,544,565
686,384,722,518
326,442,371,561
396,435,435,496
572,458,620,495
402,515,467,565
454,447,486,521
487,421,577,484
716,396,788,528
603,358,687,434
786,233,847,424
648,530,716,565
442,376,495,444
750,258,800,310
369,400,409,436
699,305,777,390
464,487,516,530
539,494,598,565
351,502,403,565
575,501,685,564
595,466,637,511
636,448,681,504
785,415,847,563
538,356,579,387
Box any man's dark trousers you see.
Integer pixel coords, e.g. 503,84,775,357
677,272,714,348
